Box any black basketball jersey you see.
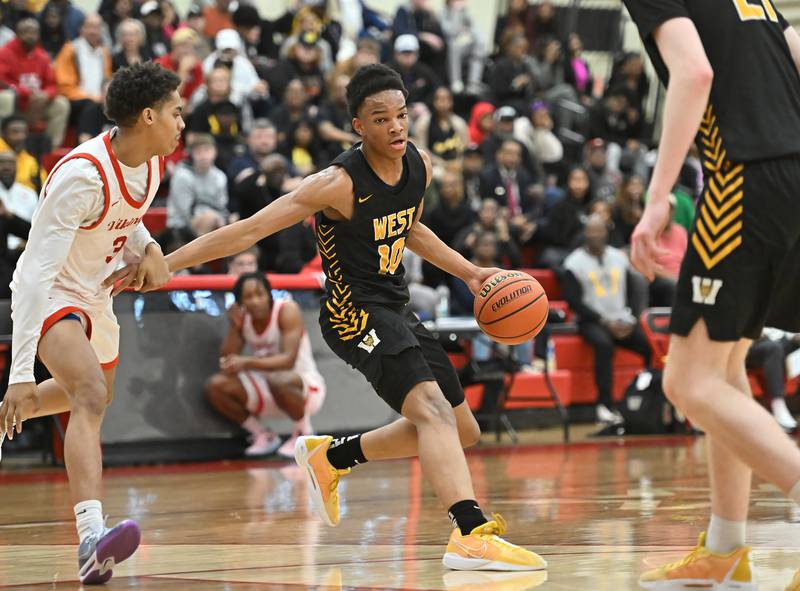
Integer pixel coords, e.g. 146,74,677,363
623,0,800,163
316,141,426,339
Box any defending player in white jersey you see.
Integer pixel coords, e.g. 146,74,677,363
206,272,326,458
0,62,182,584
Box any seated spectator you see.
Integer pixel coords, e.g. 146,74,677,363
331,36,380,79
54,13,112,123
154,27,204,107
185,4,212,60
0,154,31,297
650,194,687,307
268,78,315,142
413,86,468,168
278,116,324,177
467,101,495,145
203,0,233,38
99,0,133,45
388,34,440,108
77,80,112,143
187,66,243,169
317,74,359,160
39,4,67,58
441,0,485,95
230,3,271,73
566,33,594,103
202,29,263,106
393,0,447,79
426,168,473,285
276,31,328,104
588,85,644,148
167,134,230,236
0,17,70,148
584,138,621,202
608,51,649,113
0,149,37,252
493,0,535,53
206,273,326,457
480,106,539,180
610,174,645,247
746,328,800,432
455,198,520,269
535,165,593,268
227,246,259,275
138,0,168,58
0,114,45,192
530,35,578,107
111,17,151,72
43,0,85,40
563,215,651,424
277,7,334,73
490,33,535,113
461,144,484,209
513,101,564,171
227,118,279,186
479,139,536,216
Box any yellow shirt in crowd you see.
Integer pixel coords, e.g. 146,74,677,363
0,138,47,192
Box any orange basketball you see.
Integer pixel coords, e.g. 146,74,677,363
474,270,549,345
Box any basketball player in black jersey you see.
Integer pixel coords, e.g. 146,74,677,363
152,64,546,571
622,0,800,588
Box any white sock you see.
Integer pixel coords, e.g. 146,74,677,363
706,514,746,554
771,398,797,427
790,480,800,506
241,416,266,438
74,500,104,543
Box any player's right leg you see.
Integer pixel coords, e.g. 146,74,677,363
206,372,281,456
37,318,139,585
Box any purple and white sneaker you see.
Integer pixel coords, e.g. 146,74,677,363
78,519,141,584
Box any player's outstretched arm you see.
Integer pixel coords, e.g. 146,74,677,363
631,17,713,280
162,166,353,276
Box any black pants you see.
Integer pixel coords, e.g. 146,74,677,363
579,320,652,407
745,338,799,400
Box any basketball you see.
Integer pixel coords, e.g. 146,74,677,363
474,270,549,345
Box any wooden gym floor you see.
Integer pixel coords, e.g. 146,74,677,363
1,430,799,590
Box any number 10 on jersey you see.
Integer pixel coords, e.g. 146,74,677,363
378,237,405,275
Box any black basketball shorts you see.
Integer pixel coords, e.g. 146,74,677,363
319,303,466,414
671,155,800,341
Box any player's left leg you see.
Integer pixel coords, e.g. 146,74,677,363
266,370,313,458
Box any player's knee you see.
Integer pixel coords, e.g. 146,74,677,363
70,378,109,416
663,367,704,415
404,384,456,427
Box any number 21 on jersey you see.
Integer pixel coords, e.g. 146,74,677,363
733,0,778,22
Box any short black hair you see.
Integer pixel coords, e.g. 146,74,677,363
233,272,272,304
346,64,407,118
1,114,28,134
104,62,181,127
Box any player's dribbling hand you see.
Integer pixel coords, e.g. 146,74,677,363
630,197,671,281
467,266,506,296
0,382,38,439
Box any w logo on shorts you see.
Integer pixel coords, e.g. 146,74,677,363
691,276,723,305
357,329,381,353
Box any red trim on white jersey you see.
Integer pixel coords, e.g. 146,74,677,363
100,355,120,370
102,131,152,209
43,153,112,230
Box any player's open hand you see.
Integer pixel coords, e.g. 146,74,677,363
0,382,38,439
630,197,671,281
467,266,505,296
104,263,139,296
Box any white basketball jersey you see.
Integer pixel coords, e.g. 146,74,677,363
22,130,162,304
241,299,321,378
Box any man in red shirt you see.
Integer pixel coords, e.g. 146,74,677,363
155,28,204,107
0,18,70,148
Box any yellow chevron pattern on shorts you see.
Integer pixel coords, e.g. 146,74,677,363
317,223,369,341
693,105,744,270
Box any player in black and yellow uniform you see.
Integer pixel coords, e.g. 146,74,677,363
623,0,800,588
158,64,546,571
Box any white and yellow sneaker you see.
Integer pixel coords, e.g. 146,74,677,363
443,570,547,591
294,435,350,527
442,514,547,571
639,532,755,590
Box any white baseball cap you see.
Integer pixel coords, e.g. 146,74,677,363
215,29,242,52
394,34,419,53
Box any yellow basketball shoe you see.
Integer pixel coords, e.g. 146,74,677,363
294,435,350,527
786,569,800,591
442,514,547,571
639,533,756,590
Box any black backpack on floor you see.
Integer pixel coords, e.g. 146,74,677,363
620,369,686,434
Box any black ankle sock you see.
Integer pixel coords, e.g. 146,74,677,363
326,434,368,470
448,499,488,536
